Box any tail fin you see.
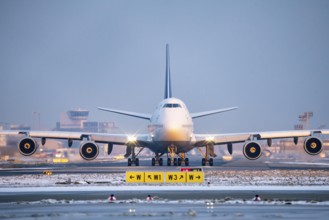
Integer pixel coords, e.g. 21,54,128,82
164,44,172,99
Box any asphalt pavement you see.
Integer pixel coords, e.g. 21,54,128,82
1,157,329,176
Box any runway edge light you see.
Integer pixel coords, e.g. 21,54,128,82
126,172,145,183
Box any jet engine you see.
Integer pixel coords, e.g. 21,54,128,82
79,141,99,160
304,137,323,155
243,142,262,160
18,137,38,156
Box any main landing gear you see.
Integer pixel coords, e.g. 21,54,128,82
198,144,216,166
151,153,165,166
150,145,191,166
128,158,139,166
127,145,144,166
167,157,189,166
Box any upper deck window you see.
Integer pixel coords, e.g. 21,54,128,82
163,103,182,108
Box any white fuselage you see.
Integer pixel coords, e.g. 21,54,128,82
148,98,195,153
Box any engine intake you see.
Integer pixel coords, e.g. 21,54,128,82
18,138,37,156
79,141,99,160
304,137,323,155
243,142,262,160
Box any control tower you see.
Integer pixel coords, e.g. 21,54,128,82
56,109,90,131
55,109,118,133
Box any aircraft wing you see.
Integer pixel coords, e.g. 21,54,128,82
194,129,329,146
190,107,238,119
0,130,153,161
98,107,152,120
0,130,149,146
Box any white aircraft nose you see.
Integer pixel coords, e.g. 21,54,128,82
162,124,188,141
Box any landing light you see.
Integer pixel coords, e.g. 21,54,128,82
206,136,214,142
128,136,137,143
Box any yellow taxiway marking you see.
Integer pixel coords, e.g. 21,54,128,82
125,172,145,183
166,172,186,183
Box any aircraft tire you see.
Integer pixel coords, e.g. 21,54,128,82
185,158,189,166
128,158,132,166
209,158,214,166
173,158,178,166
159,158,163,166
167,158,171,166
201,158,206,166
151,158,156,166
178,158,182,166
135,158,139,166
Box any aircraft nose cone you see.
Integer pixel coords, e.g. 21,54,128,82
163,125,188,141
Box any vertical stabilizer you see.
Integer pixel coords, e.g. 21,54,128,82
164,44,172,99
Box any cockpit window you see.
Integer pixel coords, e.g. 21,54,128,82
163,103,182,108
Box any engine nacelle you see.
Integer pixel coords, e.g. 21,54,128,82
304,137,323,155
18,137,38,156
243,142,262,160
79,141,99,160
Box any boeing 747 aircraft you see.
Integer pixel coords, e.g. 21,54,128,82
1,45,328,166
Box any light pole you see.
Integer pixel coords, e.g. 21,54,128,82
298,112,313,130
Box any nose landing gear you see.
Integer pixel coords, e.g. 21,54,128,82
167,145,189,166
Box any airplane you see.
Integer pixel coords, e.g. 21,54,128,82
1,44,328,166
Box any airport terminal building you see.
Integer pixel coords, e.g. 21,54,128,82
55,109,119,133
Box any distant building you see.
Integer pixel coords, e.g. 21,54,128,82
55,109,119,133
0,124,6,147
55,109,89,131
54,109,123,157
9,124,31,130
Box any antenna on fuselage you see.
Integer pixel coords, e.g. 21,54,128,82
164,44,172,99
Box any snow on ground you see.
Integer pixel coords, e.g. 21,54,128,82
0,170,328,188
206,170,329,186
0,173,125,187
1,170,329,207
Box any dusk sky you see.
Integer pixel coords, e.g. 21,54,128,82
0,0,328,134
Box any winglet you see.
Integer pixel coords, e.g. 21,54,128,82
164,44,172,99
